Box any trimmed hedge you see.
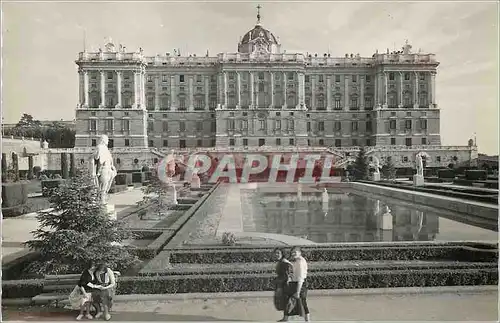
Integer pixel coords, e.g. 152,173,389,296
3,267,496,298
41,179,65,197
1,279,44,299
438,169,455,179
465,170,488,181
116,268,498,294
2,181,29,208
2,252,41,280
115,173,127,186
139,259,496,277
132,172,145,184
167,244,499,264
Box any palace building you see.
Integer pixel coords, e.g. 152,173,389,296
66,7,476,172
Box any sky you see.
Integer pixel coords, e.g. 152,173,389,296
2,1,498,154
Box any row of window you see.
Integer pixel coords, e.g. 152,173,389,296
89,118,428,134
89,136,429,148
90,71,429,84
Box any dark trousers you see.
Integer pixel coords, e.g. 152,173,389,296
286,281,310,315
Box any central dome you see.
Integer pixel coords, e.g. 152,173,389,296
237,5,281,54
241,24,279,45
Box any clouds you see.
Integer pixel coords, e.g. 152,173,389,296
2,2,498,154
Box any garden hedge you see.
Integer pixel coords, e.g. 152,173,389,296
139,259,496,277
2,267,496,299
438,169,455,179
117,268,498,294
115,173,127,186
1,279,44,299
166,244,498,264
465,170,488,181
132,172,145,184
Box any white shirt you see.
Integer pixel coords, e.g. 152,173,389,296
291,256,308,283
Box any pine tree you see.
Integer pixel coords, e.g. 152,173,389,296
382,156,397,181
352,147,369,181
24,167,136,275
137,169,172,219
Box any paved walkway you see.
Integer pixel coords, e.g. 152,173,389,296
2,287,498,321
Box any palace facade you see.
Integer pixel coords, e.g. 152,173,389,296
67,9,476,171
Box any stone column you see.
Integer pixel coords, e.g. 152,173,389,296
133,71,140,108
223,72,228,108
154,75,160,110
84,71,89,107
326,75,332,111
344,75,349,111
115,71,122,108
269,72,274,108
249,72,255,108
170,75,176,111
236,72,241,109
374,73,379,108
99,70,106,108
383,72,388,108
78,70,84,107
282,72,287,109
311,75,316,110
298,72,305,109
398,72,403,108
188,75,194,111
413,71,419,108
360,75,365,110
430,71,436,107
141,69,146,109
204,75,210,110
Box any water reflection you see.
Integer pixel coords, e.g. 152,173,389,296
253,191,440,243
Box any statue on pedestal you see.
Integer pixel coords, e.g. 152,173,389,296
92,135,117,205
372,157,381,174
415,153,424,177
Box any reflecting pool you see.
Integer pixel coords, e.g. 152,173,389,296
239,185,498,243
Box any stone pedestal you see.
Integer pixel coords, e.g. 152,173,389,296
413,174,424,186
106,204,117,220
373,172,381,181
169,185,178,205
381,212,393,230
191,174,201,189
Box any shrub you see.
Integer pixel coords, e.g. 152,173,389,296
352,147,369,181
137,169,175,218
119,268,497,294
115,173,127,185
438,169,455,179
24,167,137,276
33,166,42,176
41,179,65,197
1,279,44,299
381,156,397,181
132,172,144,183
222,232,236,246
465,170,487,181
